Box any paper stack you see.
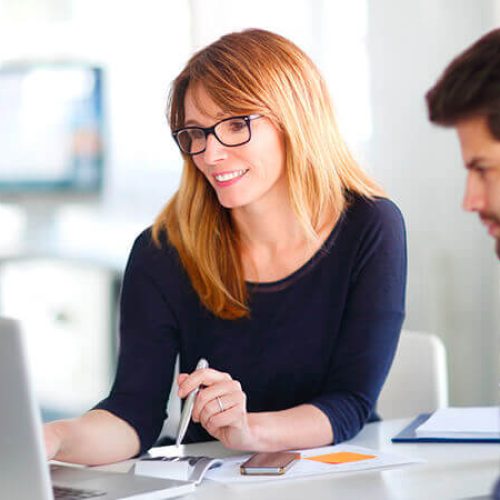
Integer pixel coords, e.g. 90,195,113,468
415,406,500,439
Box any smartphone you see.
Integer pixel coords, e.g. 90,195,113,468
240,451,301,475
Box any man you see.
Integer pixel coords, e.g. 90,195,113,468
426,28,500,259
426,28,500,500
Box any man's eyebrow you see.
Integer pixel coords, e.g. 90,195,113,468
465,157,486,169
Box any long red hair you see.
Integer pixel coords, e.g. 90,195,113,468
153,28,384,319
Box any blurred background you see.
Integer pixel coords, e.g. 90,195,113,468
0,0,498,422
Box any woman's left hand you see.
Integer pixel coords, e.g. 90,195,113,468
177,368,255,450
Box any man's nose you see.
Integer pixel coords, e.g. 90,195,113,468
462,172,486,212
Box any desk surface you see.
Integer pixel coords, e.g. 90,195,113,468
101,418,499,500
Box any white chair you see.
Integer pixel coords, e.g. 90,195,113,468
377,330,449,419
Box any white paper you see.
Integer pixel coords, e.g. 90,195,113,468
416,406,500,438
134,455,224,484
134,460,190,481
204,445,424,484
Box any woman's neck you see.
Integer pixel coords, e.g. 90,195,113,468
230,196,336,283
231,196,306,252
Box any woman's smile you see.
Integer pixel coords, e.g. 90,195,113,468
213,168,249,186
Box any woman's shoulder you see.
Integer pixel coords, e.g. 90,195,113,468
131,226,164,255
320,194,405,261
344,193,405,229
128,226,182,273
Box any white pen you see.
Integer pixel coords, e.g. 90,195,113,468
175,358,209,447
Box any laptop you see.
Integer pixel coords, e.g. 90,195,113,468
0,317,196,500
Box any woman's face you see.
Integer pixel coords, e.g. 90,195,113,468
183,85,287,212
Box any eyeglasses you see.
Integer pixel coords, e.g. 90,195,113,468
172,114,262,156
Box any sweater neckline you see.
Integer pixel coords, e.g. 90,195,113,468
246,211,346,292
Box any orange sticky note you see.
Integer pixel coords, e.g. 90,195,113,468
305,451,376,464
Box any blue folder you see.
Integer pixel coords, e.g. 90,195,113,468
392,413,500,443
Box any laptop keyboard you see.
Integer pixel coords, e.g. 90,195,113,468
53,485,106,499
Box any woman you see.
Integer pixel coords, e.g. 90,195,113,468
44,28,406,465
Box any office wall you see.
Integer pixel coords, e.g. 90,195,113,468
366,0,499,405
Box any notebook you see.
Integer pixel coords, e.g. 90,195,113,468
392,412,500,443
135,455,223,484
415,407,500,439
0,316,196,499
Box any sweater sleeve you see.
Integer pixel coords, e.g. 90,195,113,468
309,199,407,443
93,229,180,454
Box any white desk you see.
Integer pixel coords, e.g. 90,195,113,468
101,418,499,500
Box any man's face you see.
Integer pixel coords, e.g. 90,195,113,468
456,115,500,258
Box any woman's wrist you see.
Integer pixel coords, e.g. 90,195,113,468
246,405,333,452
246,412,278,451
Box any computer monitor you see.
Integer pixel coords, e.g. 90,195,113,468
0,61,104,196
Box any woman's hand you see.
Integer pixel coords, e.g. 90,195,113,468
177,368,255,450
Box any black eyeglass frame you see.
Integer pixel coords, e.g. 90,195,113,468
172,114,262,156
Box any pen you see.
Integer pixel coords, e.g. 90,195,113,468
175,358,209,447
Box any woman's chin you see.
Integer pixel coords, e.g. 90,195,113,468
216,193,248,210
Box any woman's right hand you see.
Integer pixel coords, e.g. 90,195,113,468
43,422,63,460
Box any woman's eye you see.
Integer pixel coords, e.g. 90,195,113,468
228,120,246,132
190,129,205,139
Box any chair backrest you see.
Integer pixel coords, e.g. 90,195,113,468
377,330,449,419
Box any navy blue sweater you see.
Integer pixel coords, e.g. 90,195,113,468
95,195,407,454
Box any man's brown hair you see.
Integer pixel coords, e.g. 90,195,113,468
426,28,500,139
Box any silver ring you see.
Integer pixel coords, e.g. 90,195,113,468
216,396,224,413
